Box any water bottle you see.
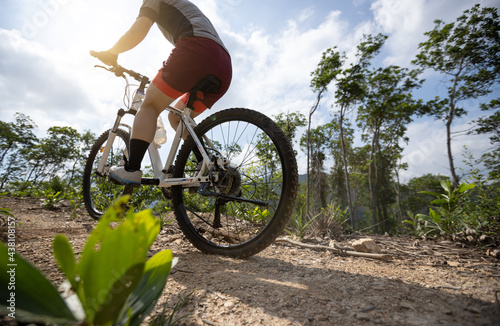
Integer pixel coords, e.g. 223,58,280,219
132,90,144,111
154,116,167,146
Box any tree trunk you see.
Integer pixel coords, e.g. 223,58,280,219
369,130,381,233
393,165,404,223
338,110,355,229
446,109,459,187
0,142,14,165
368,139,378,234
306,117,311,219
25,161,39,183
307,90,323,219
447,67,461,187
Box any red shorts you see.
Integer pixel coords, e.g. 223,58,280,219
153,37,232,112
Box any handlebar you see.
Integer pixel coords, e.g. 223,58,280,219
89,50,149,85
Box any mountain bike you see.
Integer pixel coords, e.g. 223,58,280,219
82,52,298,258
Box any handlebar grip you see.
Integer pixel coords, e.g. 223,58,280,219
90,50,149,83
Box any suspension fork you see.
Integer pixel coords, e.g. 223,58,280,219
97,108,132,175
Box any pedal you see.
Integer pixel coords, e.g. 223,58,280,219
141,178,160,186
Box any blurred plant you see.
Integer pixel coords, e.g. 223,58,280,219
0,207,13,226
158,207,174,230
69,199,83,219
41,190,63,209
150,290,195,326
7,181,36,197
403,211,425,237
0,196,176,325
237,206,269,224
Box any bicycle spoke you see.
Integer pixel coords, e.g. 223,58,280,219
172,108,297,257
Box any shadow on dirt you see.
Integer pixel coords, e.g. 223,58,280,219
163,249,500,325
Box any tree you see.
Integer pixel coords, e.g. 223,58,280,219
471,100,500,177
0,113,38,188
308,34,388,226
300,125,330,214
24,126,82,184
325,118,355,211
65,130,96,189
308,48,344,218
273,112,307,155
413,4,500,186
333,34,388,229
357,65,424,233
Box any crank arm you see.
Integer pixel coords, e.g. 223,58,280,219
197,183,268,207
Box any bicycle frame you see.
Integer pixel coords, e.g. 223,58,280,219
96,77,218,190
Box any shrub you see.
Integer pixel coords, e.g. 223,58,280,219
404,180,475,237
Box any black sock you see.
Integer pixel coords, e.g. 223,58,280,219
126,139,150,171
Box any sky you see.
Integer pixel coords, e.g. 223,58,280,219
0,0,499,182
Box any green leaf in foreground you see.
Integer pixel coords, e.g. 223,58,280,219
77,197,161,324
115,250,176,326
0,242,77,325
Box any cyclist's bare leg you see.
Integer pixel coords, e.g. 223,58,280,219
132,83,174,142
109,83,175,182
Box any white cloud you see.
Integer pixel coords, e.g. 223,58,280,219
0,29,94,131
218,9,349,118
370,0,492,67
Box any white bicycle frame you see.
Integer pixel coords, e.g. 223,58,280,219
96,77,222,189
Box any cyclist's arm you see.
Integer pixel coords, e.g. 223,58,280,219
109,16,154,55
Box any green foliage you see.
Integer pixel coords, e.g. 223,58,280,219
0,112,95,196
0,196,175,325
237,206,269,224
413,4,500,185
313,203,350,238
310,47,344,93
273,112,307,147
41,190,63,209
286,204,319,240
460,151,500,237
471,107,500,178
150,290,195,326
157,208,174,230
0,207,13,225
404,180,476,237
0,243,77,325
69,199,83,219
405,174,450,214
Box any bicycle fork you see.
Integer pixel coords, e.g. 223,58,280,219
97,108,132,177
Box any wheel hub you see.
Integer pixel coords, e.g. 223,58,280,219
213,165,241,196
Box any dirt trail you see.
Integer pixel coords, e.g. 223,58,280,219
1,196,499,325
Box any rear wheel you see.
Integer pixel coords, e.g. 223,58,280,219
172,108,298,258
82,129,130,220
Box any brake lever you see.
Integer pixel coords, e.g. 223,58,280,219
94,64,112,72
93,64,126,78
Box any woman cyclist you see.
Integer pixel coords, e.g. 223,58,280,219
93,0,232,185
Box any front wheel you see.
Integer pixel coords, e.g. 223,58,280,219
82,129,130,220
172,108,298,258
